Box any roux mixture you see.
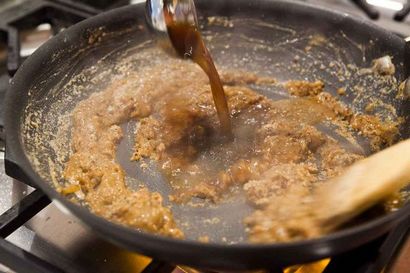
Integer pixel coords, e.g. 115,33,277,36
62,53,400,242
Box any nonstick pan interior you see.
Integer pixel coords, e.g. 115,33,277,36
19,1,409,245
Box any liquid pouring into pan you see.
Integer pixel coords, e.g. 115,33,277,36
146,0,232,136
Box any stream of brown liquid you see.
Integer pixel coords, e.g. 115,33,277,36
165,21,232,136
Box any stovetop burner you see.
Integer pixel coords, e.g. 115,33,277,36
0,1,409,273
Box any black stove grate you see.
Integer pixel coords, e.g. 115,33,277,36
350,0,380,19
0,1,408,273
0,190,61,273
349,0,410,21
395,0,410,21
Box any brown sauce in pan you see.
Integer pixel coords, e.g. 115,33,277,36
132,79,366,205
62,51,401,242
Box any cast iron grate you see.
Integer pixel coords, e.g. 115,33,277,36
395,0,410,21
349,0,410,21
350,0,380,19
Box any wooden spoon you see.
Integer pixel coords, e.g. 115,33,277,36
246,139,410,242
316,138,410,231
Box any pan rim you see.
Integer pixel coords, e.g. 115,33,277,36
4,0,409,268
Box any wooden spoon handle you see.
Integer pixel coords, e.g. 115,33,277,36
317,139,410,230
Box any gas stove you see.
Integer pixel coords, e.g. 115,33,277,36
0,1,409,273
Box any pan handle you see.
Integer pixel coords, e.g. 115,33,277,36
4,145,38,188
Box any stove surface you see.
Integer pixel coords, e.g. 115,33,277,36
0,0,409,273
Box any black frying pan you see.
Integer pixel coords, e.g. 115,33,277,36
4,0,410,270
